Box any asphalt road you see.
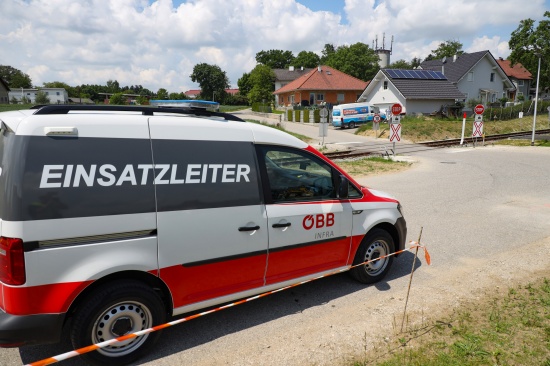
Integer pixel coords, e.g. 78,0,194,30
4,118,550,366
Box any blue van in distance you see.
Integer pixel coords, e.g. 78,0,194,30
332,102,386,129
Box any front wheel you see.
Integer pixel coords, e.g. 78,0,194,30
350,229,395,284
70,280,167,366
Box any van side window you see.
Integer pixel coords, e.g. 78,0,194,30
258,146,336,203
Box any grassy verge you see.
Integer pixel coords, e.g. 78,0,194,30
335,157,411,177
219,105,249,113
494,138,550,147
357,115,550,142
352,277,550,366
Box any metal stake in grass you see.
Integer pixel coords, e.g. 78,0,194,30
400,227,423,333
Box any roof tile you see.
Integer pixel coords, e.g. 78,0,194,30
274,66,368,94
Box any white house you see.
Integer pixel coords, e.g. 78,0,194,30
419,51,515,105
357,69,466,116
8,88,69,104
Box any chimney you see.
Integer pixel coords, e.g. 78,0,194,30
289,66,294,71
453,54,457,62
318,66,321,72
301,66,304,71
442,65,445,75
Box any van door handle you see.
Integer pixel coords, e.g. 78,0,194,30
238,225,260,232
272,222,291,228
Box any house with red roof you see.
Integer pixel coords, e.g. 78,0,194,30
496,58,532,101
273,66,368,108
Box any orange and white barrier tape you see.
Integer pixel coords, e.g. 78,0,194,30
25,241,430,366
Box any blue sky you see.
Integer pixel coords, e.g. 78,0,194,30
1,0,548,92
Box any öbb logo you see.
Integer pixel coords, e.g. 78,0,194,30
302,213,335,230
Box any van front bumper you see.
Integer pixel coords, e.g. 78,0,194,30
395,216,407,252
0,311,65,347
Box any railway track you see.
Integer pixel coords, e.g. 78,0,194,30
419,129,550,147
323,129,550,160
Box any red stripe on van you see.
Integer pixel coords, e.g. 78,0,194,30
1,281,92,315
161,254,267,309
265,236,351,285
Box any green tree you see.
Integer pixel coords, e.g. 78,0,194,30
136,95,149,105
387,59,413,69
320,44,336,64
190,63,230,102
325,42,379,81
509,11,550,89
106,80,120,93
0,65,32,88
109,93,126,105
35,90,50,104
156,88,169,100
291,51,320,68
247,64,275,105
425,40,464,61
238,72,252,97
255,50,295,69
411,57,422,68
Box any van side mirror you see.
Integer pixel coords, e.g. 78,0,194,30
338,175,349,199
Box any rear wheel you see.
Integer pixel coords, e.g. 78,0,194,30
350,229,395,284
349,122,356,129
70,280,166,366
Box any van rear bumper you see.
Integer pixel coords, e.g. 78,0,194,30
0,311,65,347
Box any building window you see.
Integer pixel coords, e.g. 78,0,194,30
337,93,344,102
56,92,60,95
518,92,524,97
518,80,524,86
467,72,474,81
490,73,495,82
316,94,324,102
383,81,388,90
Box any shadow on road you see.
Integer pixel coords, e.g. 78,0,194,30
18,252,422,365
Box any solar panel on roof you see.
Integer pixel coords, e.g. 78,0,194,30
385,69,399,78
396,69,407,78
385,69,447,80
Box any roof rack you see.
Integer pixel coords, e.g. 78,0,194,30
32,105,244,122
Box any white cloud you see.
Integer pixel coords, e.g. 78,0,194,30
0,0,546,93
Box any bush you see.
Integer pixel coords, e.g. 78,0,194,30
303,109,310,122
251,102,272,113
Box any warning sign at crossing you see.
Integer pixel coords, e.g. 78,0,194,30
473,120,483,137
390,123,402,142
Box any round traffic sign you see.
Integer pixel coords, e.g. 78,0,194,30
391,103,402,115
320,108,328,117
373,114,381,123
474,104,485,115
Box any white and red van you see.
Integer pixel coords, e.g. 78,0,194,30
0,105,406,365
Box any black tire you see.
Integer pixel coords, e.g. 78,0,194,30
349,122,355,129
350,229,395,284
70,280,166,366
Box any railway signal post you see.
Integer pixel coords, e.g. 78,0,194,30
389,103,402,156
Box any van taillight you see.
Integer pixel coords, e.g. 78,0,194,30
0,237,25,285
